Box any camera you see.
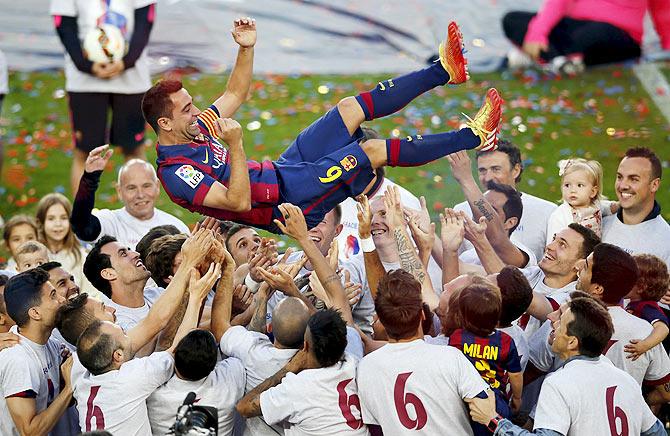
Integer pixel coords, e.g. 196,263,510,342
168,392,218,436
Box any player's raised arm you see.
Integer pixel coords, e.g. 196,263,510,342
212,17,256,118
202,118,252,212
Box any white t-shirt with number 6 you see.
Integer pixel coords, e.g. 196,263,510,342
356,339,488,435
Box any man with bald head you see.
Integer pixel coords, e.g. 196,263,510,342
212,272,312,435
71,148,189,249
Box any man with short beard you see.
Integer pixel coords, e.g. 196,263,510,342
602,147,670,271
0,268,73,435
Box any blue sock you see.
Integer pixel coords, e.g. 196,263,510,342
386,128,479,167
355,62,449,121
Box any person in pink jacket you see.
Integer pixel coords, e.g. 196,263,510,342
502,0,670,71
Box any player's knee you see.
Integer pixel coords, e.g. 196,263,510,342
336,97,361,119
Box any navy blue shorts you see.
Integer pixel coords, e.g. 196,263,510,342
273,107,375,229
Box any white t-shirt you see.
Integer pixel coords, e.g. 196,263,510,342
602,214,670,268
534,357,658,435
102,285,163,331
357,339,488,435
260,346,366,436
454,192,557,263
520,266,576,339
336,178,421,260
88,207,189,249
73,351,174,435
606,306,670,386
220,326,298,435
147,357,246,436
528,307,670,387
0,326,67,436
49,0,155,94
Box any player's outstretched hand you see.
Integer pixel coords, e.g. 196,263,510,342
189,263,222,302
446,150,474,184
383,185,406,230
0,332,19,352
215,118,243,146
440,208,465,253
85,144,113,173
274,203,309,242
182,228,215,269
356,195,372,239
231,17,257,48
465,389,497,425
463,214,488,244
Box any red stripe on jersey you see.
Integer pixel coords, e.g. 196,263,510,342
359,92,375,119
193,181,210,206
389,138,401,166
7,390,37,398
500,330,512,364
643,372,670,387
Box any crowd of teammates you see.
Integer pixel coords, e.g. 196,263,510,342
1,10,670,436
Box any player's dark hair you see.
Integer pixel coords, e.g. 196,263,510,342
497,266,533,326
624,147,662,180
4,268,51,327
225,224,252,252
485,181,523,235
631,254,670,302
83,235,116,298
142,79,184,133
566,297,613,357
144,234,188,288
476,139,523,183
174,330,218,381
77,320,117,375
457,276,501,336
375,270,423,340
39,261,63,273
136,224,182,263
326,205,343,227
58,293,97,346
567,223,600,259
307,308,347,367
592,243,639,305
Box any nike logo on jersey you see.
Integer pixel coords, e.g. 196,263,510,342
202,149,209,164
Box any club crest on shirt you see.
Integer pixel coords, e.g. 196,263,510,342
175,165,204,189
340,155,358,172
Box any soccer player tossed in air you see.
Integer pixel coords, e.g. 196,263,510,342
141,18,504,233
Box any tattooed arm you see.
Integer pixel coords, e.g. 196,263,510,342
384,187,439,310
448,151,528,268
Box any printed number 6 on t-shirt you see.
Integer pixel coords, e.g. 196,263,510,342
394,372,427,430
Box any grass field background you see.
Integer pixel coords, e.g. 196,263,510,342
1,63,669,259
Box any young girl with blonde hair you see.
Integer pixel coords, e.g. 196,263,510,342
546,158,617,243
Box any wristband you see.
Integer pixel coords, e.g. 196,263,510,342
487,414,504,433
359,236,376,253
244,274,261,293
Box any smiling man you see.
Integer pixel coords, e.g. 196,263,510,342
602,147,670,267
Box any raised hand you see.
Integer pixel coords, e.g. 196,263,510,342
326,239,339,271
257,266,299,296
85,144,113,173
231,17,257,48
274,203,309,242
404,196,431,234
383,186,406,230
463,214,488,244
343,270,362,307
440,208,465,253
446,150,474,184
215,118,243,146
356,194,372,238
189,263,222,302
181,228,215,268
232,283,253,313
